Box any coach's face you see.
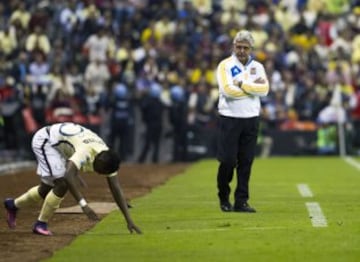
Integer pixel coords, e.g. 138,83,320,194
233,40,252,65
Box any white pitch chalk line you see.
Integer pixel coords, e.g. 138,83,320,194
0,161,35,175
297,183,314,198
152,226,288,233
343,157,360,171
305,202,328,227
85,226,289,236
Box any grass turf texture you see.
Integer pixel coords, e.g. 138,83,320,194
46,157,360,262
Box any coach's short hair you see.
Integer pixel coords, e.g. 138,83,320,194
233,30,255,47
93,150,120,175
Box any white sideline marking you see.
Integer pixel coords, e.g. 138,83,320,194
297,184,313,198
0,161,35,175
152,226,287,233
343,157,360,170
305,202,328,227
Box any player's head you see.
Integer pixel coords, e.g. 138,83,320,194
93,150,120,175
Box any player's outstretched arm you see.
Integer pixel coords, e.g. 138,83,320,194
106,174,142,234
65,161,99,221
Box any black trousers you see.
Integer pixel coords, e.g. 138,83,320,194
216,115,259,204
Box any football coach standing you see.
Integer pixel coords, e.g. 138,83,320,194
215,30,269,213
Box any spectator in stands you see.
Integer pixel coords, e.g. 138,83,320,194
48,38,69,69
59,0,78,35
28,4,50,33
29,83,47,126
169,82,188,162
0,77,27,153
10,51,28,85
67,62,86,103
84,57,110,96
138,82,164,163
187,80,218,158
47,65,75,105
27,52,50,91
107,83,134,162
83,26,115,62
0,26,17,59
25,25,51,55
1,0,360,160
9,1,31,31
317,122,337,155
48,88,74,123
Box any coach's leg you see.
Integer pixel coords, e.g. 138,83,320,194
217,161,235,212
216,116,238,211
233,117,258,212
217,162,235,207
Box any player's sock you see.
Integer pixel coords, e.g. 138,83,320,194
14,186,43,208
38,190,64,222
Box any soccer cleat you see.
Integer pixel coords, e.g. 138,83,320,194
220,201,233,212
33,221,53,236
233,202,256,213
4,198,17,229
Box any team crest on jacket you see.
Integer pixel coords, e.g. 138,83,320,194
250,67,256,74
231,66,241,77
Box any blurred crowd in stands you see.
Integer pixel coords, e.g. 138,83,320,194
0,0,360,162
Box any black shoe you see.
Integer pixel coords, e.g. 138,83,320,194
233,202,256,213
220,201,233,212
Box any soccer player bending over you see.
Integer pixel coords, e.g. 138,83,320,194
4,122,142,236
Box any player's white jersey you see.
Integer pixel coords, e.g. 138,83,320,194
47,122,109,172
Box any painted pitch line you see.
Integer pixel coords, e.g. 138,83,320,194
305,202,328,227
297,183,314,198
0,161,35,175
151,226,288,233
343,157,360,170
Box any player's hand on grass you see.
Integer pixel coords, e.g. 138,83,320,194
127,222,142,234
82,205,99,221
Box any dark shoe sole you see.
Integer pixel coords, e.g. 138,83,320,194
220,202,233,212
233,207,256,213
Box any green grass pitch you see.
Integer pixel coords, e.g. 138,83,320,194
46,157,360,262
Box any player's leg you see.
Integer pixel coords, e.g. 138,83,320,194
4,181,53,227
31,127,67,235
4,127,53,229
4,185,43,229
34,177,68,236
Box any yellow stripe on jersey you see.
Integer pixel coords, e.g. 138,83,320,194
242,81,269,97
218,60,247,98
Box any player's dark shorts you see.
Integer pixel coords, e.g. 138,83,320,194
216,115,259,166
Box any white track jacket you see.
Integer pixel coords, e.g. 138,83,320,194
216,54,269,118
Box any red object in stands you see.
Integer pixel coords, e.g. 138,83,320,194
22,107,39,133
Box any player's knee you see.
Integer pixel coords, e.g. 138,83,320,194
38,183,53,199
52,178,68,197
